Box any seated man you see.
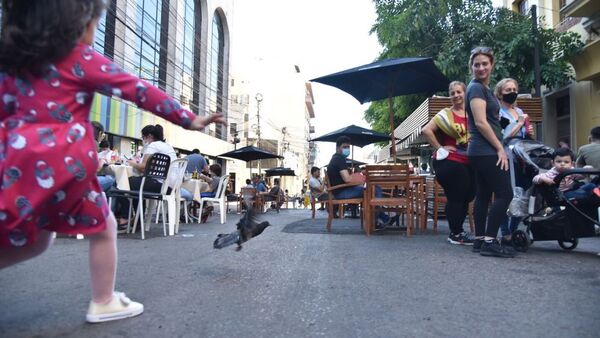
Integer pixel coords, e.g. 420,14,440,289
252,175,268,193
244,179,254,188
186,148,209,174
309,166,327,210
327,136,393,228
262,178,285,210
576,126,600,170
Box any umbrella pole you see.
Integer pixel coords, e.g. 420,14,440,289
388,96,397,164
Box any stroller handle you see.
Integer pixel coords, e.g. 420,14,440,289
553,168,600,185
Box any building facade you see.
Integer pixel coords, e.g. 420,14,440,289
92,0,234,160
555,0,600,148
507,0,600,148
227,66,316,195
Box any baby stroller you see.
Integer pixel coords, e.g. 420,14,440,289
505,138,600,251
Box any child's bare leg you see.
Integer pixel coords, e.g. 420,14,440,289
88,213,117,303
0,230,54,269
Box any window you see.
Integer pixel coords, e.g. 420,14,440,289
518,0,529,15
556,95,570,144
174,0,199,113
208,11,226,139
122,0,165,88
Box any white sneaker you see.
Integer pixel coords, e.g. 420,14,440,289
86,292,144,323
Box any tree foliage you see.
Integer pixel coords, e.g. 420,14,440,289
365,0,583,134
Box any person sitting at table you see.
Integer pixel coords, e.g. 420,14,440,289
252,175,268,193
185,148,209,174
327,136,394,228
115,124,192,226
91,122,116,192
97,140,112,164
261,178,285,210
198,164,222,198
244,179,254,188
309,166,327,210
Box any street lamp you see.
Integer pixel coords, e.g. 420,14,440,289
255,93,263,173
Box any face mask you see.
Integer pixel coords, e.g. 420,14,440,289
502,92,518,105
341,148,351,157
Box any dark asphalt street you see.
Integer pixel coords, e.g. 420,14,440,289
1,208,599,337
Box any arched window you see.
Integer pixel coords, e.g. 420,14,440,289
175,0,200,114
208,11,225,139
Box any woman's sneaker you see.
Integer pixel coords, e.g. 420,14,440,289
86,292,144,323
447,232,475,245
472,238,484,252
480,239,517,258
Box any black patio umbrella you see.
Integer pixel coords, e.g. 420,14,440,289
311,57,449,161
264,167,296,177
309,124,390,148
219,145,283,178
218,145,282,162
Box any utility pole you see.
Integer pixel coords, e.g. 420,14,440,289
280,127,287,167
532,5,542,97
255,93,263,173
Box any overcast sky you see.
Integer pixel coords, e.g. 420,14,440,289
230,0,381,166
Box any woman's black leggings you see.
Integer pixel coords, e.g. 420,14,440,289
469,155,513,238
432,159,475,234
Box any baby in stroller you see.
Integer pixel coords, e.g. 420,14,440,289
506,140,599,251
532,147,598,203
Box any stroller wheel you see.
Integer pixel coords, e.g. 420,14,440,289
512,230,529,252
558,238,578,250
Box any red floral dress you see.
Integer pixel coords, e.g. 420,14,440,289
0,43,196,247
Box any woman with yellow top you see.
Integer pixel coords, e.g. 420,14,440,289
422,81,475,245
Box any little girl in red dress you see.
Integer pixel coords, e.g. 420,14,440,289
0,0,226,323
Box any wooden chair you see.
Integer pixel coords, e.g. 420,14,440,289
364,164,413,236
239,187,263,213
323,170,363,232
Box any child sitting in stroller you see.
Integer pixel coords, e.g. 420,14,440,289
532,148,597,202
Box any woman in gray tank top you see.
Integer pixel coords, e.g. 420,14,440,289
465,47,516,258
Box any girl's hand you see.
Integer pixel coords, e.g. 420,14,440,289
496,148,509,171
542,176,555,185
190,113,227,130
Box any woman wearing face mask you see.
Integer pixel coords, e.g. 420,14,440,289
422,81,475,245
495,78,534,245
496,78,534,140
466,47,516,258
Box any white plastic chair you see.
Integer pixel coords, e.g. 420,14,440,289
198,175,230,224
154,158,188,235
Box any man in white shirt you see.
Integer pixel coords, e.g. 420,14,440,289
309,166,327,210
